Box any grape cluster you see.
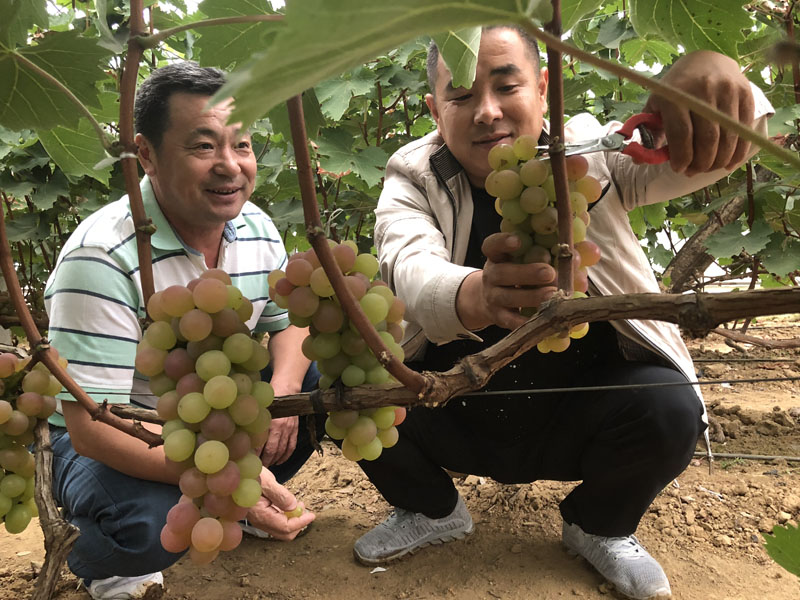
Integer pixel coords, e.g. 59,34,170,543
484,135,604,353
268,242,407,462
137,269,275,564
0,351,63,534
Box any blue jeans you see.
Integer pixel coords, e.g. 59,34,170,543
52,363,322,581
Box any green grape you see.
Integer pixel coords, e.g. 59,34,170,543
341,438,362,461
358,437,383,461
329,410,359,429
226,285,243,310
0,402,12,427
177,392,211,424
200,268,233,286
488,143,517,170
194,440,229,474
231,372,253,395
231,478,261,508
319,353,350,379
359,294,389,325
522,244,552,265
324,417,347,440
573,216,587,243
309,268,334,297
20,370,47,395
0,474,26,498
236,297,254,323
186,335,224,361
491,169,524,201
45,374,63,397
377,426,399,448
530,206,558,235
340,365,366,387
312,333,341,360
160,419,186,441
351,349,379,371
519,158,549,187
500,198,528,225
134,346,167,377
149,372,177,396
156,390,180,421
235,452,263,480
513,134,538,161
340,330,367,356
570,191,588,215
241,407,271,435
0,494,11,519
267,269,285,289
351,253,379,279
203,375,237,409
365,365,390,385
195,350,232,382
251,381,274,408
4,503,32,534
163,429,197,463
239,343,270,372
519,186,548,214
371,406,396,430
143,320,177,351
228,394,259,426
222,333,254,364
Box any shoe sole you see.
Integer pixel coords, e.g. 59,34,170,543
353,523,475,567
562,544,672,600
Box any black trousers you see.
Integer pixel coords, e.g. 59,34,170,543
357,355,706,537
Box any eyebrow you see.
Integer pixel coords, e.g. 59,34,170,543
186,126,249,141
443,63,521,92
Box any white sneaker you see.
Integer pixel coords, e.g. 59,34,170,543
562,521,671,600
86,572,164,600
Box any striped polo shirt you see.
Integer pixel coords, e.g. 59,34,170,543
44,176,290,426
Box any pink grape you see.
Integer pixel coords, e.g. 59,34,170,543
191,517,224,553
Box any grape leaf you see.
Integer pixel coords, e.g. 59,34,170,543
432,27,481,90
760,235,800,278
768,105,800,137
620,38,678,66
266,89,325,140
194,0,281,70
316,70,376,121
562,0,603,32
704,220,773,258
315,129,387,188
0,0,48,48
764,523,800,577
30,170,70,211
629,0,750,56
37,119,112,185
0,31,111,131
219,0,546,127
94,0,125,53
349,145,388,189
4,212,51,242
596,15,636,50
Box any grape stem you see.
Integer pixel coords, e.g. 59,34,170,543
285,95,427,395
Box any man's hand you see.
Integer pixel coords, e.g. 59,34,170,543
260,416,299,467
457,233,556,331
244,467,315,540
643,50,754,177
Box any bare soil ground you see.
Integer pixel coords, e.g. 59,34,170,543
1,318,799,599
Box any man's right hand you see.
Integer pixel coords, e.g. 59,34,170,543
456,232,557,332
244,467,315,540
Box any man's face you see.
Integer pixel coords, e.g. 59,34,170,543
426,28,549,187
136,93,256,235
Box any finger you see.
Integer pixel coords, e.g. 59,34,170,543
726,87,755,169
481,233,521,263
484,262,556,289
685,110,719,176
269,510,316,541
709,81,738,171
275,433,297,466
654,98,694,174
259,467,298,511
485,285,557,312
493,307,530,331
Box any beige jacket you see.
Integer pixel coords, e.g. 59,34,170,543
375,100,772,394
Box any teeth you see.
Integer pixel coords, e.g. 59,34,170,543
210,189,236,195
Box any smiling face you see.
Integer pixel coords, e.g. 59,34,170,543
426,28,549,187
136,93,256,245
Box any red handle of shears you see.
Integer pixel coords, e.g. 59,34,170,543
614,113,670,165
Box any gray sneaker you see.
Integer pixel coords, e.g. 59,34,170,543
353,495,474,565
562,521,671,600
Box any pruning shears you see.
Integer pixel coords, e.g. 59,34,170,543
538,113,670,165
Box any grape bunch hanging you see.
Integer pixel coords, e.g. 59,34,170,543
485,136,604,353
268,241,407,463
136,269,276,564
0,351,63,534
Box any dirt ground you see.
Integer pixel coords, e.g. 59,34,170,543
1,318,799,599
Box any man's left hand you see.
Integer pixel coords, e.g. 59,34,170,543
642,50,754,177
260,416,299,466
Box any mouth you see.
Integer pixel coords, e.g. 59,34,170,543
473,133,512,148
206,186,243,197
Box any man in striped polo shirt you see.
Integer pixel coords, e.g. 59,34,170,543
44,62,319,599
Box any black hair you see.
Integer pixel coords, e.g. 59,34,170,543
426,26,542,94
134,61,226,148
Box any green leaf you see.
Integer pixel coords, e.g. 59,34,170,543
0,31,112,131
219,0,532,127
432,27,481,90
643,202,668,229
0,0,49,48
628,206,646,237
764,523,800,577
316,70,375,121
562,0,603,32
94,0,125,53
704,220,773,258
30,170,70,210
768,105,800,137
741,220,774,255
620,38,677,66
0,171,34,199
5,212,50,243
194,0,281,70
760,234,800,278
37,119,112,185
595,15,636,50
349,145,388,188
629,0,750,56
266,89,325,140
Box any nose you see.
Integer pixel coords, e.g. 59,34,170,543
214,145,242,177
474,92,503,125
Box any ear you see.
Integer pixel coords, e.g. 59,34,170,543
135,133,157,177
425,93,441,131
538,67,549,116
